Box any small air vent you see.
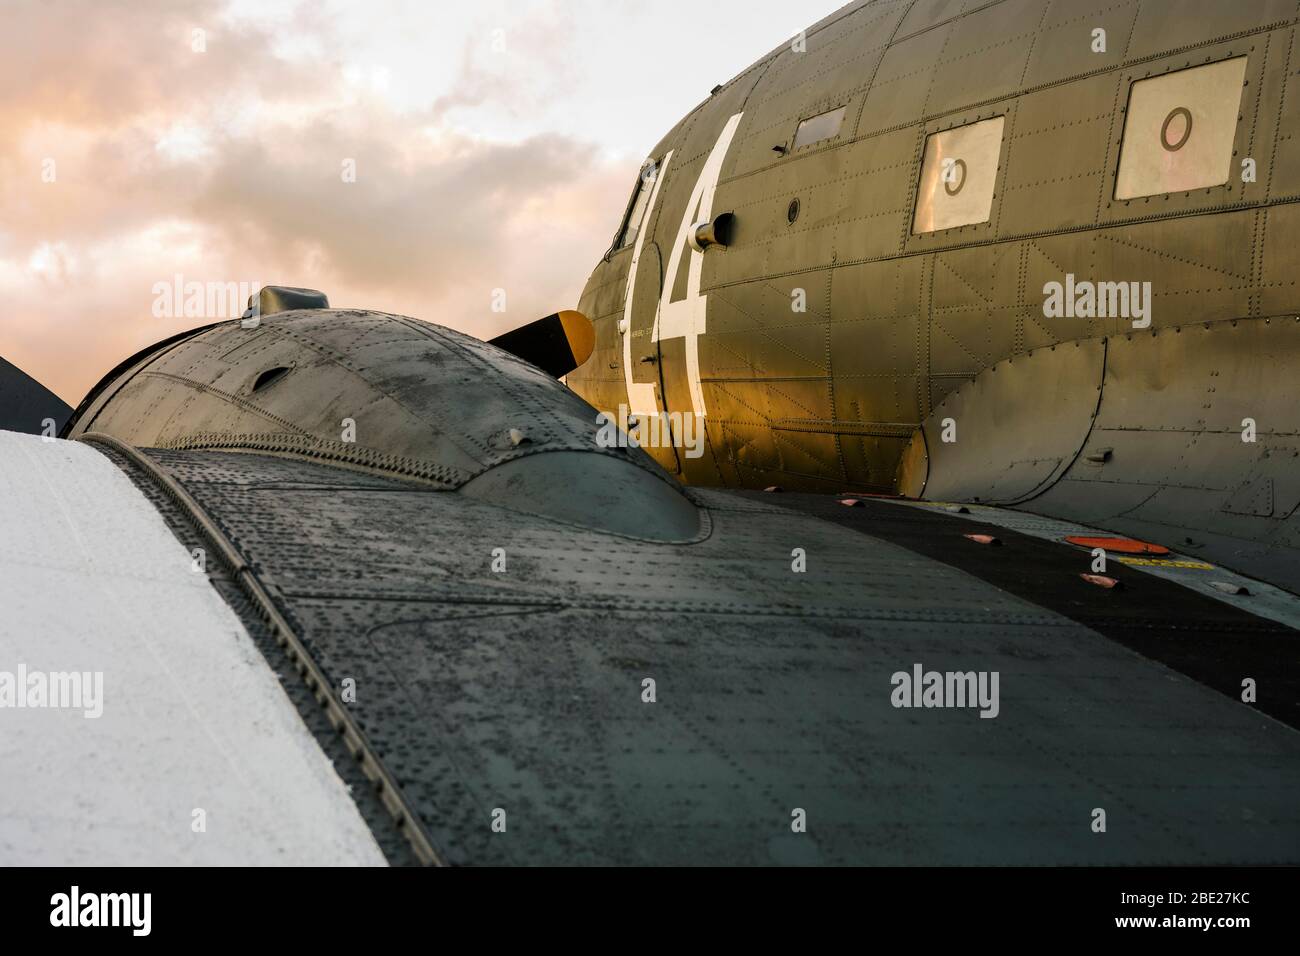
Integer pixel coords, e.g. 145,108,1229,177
251,366,291,392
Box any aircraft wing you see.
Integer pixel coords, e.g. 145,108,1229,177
3,305,1297,865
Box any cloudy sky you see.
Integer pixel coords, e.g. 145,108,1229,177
2,0,841,404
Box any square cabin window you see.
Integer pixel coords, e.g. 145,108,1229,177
912,115,1005,234
793,106,847,149
1114,57,1247,200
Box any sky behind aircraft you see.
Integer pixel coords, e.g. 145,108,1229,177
0,0,837,403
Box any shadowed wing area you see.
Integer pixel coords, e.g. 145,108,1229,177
99,444,1300,865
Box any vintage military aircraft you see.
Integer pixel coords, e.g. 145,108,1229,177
2,0,1298,866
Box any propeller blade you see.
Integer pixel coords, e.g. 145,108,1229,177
0,355,71,436
488,310,594,378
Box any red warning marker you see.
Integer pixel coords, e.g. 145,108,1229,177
1080,573,1122,589
1064,535,1169,555
963,533,1001,546
838,498,865,507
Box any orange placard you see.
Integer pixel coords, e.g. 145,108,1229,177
1064,535,1169,556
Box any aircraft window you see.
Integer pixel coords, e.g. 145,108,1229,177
912,115,1005,234
792,106,847,149
1114,57,1247,200
617,160,658,249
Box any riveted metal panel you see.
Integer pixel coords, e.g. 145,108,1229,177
1025,316,1300,590
1020,231,1126,344
712,153,846,288
1089,319,1299,468
1124,0,1293,62
899,338,1106,502
69,311,686,502
1263,27,1300,199
708,164,796,288
829,257,925,383
727,2,904,177
703,411,783,484
895,0,969,39
694,267,840,490
829,257,925,487
996,76,1115,235
1258,203,1300,315
761,160,846,274
700,276,831,385
665,84,758,189
1019,0,1138,90
1089,209,1256,329
768,410,845,484
928,241,1024,398
724,1,895,177
833,126,917,263
859,26,954,136
921,0,1042,119
1232,27,1291,208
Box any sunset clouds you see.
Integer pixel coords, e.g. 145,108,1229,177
1,0,826,402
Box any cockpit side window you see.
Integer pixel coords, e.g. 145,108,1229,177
615,160,659,250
